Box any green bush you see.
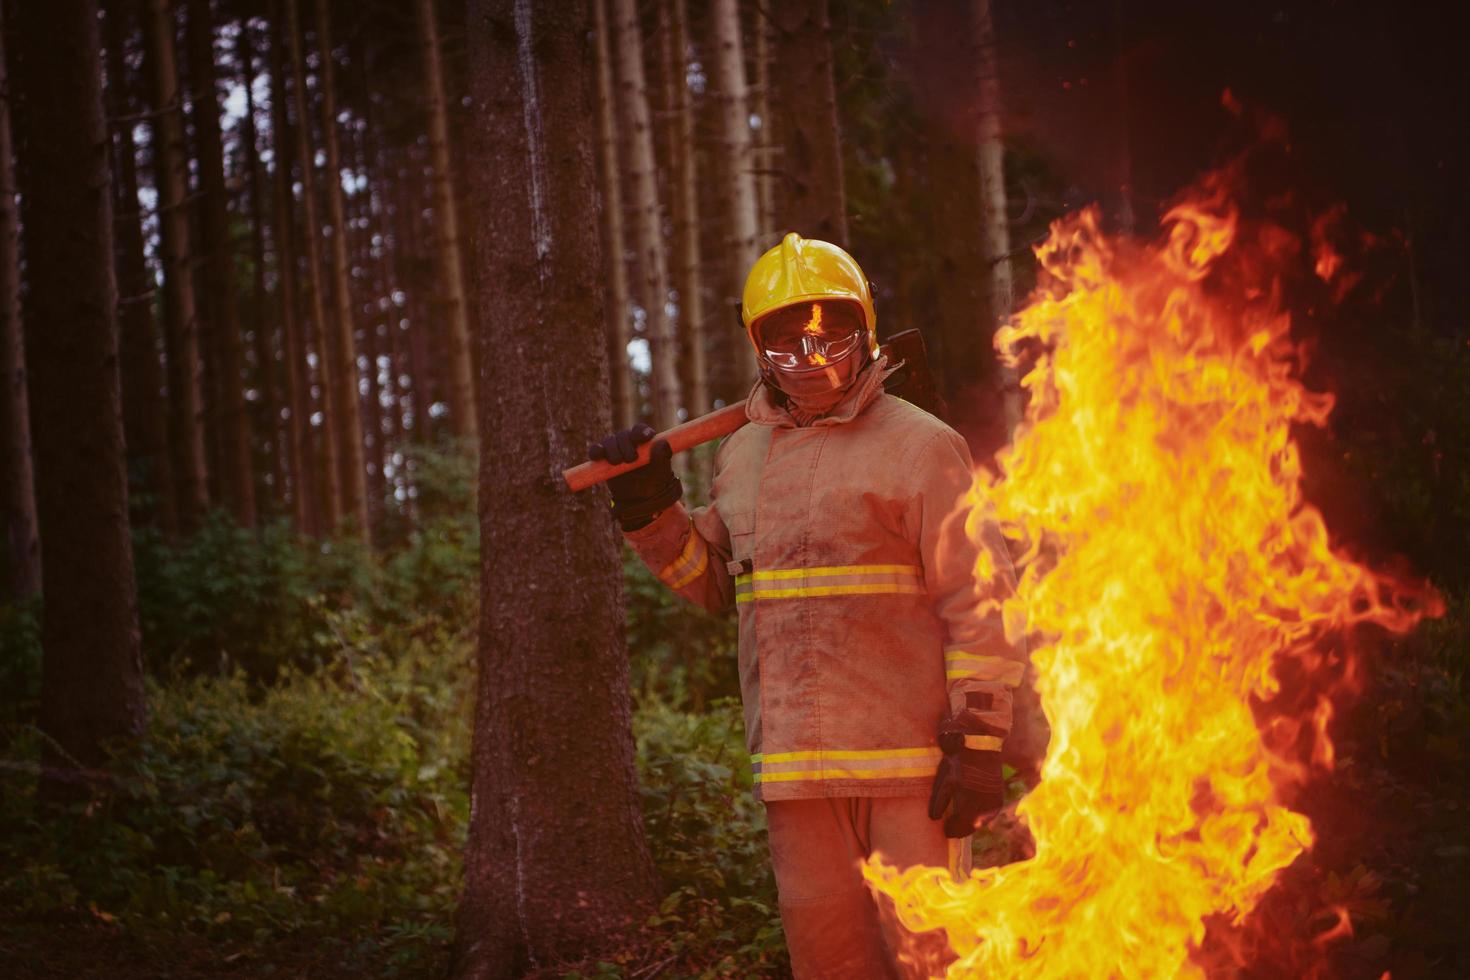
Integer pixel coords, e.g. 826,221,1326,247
551,697,787,979
624,548,739,712
0,638,471,976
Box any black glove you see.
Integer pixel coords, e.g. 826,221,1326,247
927,728,1005,838
588,423,682,531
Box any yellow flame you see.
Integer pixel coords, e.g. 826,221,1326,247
804,302,824,335
864,198,1433,978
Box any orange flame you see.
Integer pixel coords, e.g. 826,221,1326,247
864,185,1436,977
803,302,825,335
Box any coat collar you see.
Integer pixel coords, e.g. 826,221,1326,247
743,355,897,429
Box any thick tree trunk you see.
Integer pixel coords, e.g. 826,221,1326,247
0,11,40,600
415,0,478,445
104,0,178,538
143,0,210,532
10,0,147,782
707,0,761,401
660,0,708,419
285,0,342,531
453,1,659,974
268,0,317,535
612,0,682,429
236,17,285,515
971,0,1020,437
770,0,848,246
187,0,256,527
592,0,634,430
311,0,370,536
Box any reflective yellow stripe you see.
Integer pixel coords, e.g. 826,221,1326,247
658,529,709,590
944,650,1025,688
760,747,939,762
757,767,937,783
750,746,943,782
748,564,922,583
734,563,925,604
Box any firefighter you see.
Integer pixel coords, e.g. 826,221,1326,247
589,233,1025,978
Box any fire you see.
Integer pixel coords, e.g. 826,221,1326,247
803,302,824,335
864,181,1436,976
805,303,831,365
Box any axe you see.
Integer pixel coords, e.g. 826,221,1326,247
562,328,943,492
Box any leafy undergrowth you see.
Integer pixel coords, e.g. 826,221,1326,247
0,634,473,978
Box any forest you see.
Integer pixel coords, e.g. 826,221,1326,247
1,0,1467,977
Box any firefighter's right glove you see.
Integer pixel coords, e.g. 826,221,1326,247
588,423,682,532
927,727,1005,838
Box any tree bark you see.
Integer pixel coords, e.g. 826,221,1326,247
453,0,659,973
285,0,342,531
268,0,317,535
750,0,775,242
770,0,849,246
415,0,479,445
660,0,707,419
592,0,634,430
611,0,682,429
310,0,370,536
142,0,210,532
911,0,991,428
187,0,256,527
104,0,178,538
236,16,285,515
0,7,40,600
10,0,147,782
706,0,761,401
971,0,1020,436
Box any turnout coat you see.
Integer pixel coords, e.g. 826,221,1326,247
625,359,1026,802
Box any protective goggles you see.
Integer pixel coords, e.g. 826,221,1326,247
754,301,867,372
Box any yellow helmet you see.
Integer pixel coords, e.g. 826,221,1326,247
741,233,879,359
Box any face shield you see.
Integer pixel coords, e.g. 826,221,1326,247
752,300,869,399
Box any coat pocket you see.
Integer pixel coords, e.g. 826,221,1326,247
723,509,756,567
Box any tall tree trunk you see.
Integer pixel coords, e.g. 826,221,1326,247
661,0,707,417
143,0,210,532
237,16,284,516
268,0,316,535
971,0,1020,436
612,0,682,429
10,0,147,784
104,0,178,538
394,169,436,448
311,0,369,535
187,0,256,527
348,111,386,533
592,0,634,429
453,1,659,974
770,0,848,246
750,0,775,242
912,0,992,431
707,0,761,401
284,0,342,531
0,10,40,600
415,0,479,445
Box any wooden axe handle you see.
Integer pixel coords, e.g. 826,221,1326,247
562,403,749,492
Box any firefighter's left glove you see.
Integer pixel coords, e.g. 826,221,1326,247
927,727,1005,838
588,423,682,532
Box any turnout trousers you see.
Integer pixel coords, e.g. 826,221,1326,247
766,796,948,980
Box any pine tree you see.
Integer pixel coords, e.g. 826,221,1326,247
11,0,147,786
452,1,659,972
